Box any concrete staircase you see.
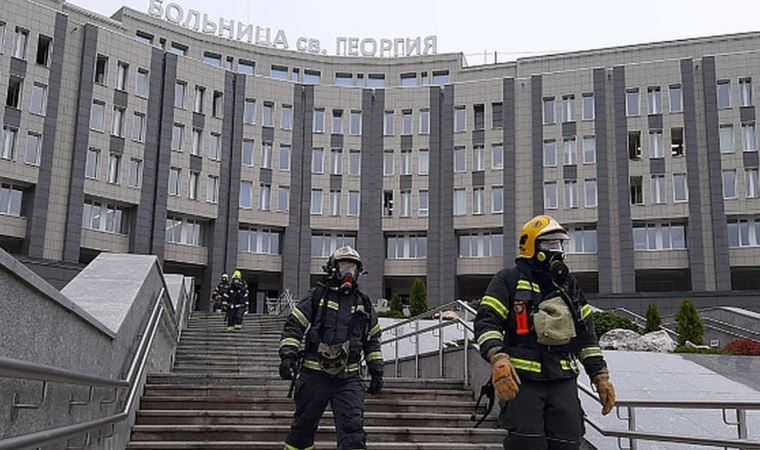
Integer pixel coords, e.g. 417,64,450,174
127,312,505,449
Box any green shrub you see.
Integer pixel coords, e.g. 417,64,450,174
409,278,428,317
592,311,640,336
675,345,726,355
675,299,704,346
389,293,403,317
644,303,662,334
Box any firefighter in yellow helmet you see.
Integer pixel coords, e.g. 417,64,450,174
223,270,249,331
474,215,616,450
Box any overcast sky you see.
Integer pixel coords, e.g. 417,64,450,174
68,0,760,64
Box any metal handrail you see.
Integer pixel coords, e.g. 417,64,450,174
0,287,174,450
382,299,477,333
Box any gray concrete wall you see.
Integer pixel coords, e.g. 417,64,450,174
0,250,188,449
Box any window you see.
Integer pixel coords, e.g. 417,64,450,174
492,186,504,213
420,109,430,134
174,81,186,109
623,90,641,120
239,227,281,255
132,113,146,142
473,188,484,214
649,130,664,158
674,173,688,202
208,133,221,160
259,184,271,211
116,62,129,92
563,138,577,165
271,65,288,80
128,159,142,188
212,91,223,119
491,144,504,170
432,70,449,85
313,109,325,133
367,74,385,88
492,102,503,128
630,176,644,205
670,84,683,113
543,140,557,167
239,181,253,208
281,105,293,130
85,148,99,178
579,135,595,164
584,179,597,207
279,145,291,171
165,216,202,246
188,171,199,200
383,150,394,176
350,111,362,135
452,146,465,172
188,129,201,156
402,110,413,135
567,227,597,254
94,55,109,84
723,170,737,199
454,106,466,132
454,189,466,215
168,167,181,196
348,191,360,216
6,76,23,109
720,125,734,153
25,83,46,117
256,142,271,169
169,43,187,56
330,149,343,175
582,94,594,120
401,73,417,87
419,190,429,217
238,60,255,75
312,148,324,174
671,128,684,157
562,95,575,122
277,186,290,212
1,127,17,160
384,110,396,135
82,200,126,234
112,107,125,137
171,124,184,151
331,109,343,134
312,233,357,258
400,190,411,217
136,69,149,97
633,223,686,251
244,99,256,124
25,133,41,165
0,184,23,217
12,28,27,59
544,182,558,209
727,219,760,248
474,104,485,130
304,70,321,85
336,73,353,86
458,232,503,258
470,145,484,171
628,131,642,159
543,97,556,124
563,181,578,208
383,190,394,217
35,34,51,66
387,234,428,259
718,80,731,109
193,86,205,113
647,87,662,114
401,150,412,175
206,175,219,203
349,150,361,176
263,103,274,127
742,123,757,151
311,189,323,214
0,22,4,54
107,154,121,184
651,175,665,204
203,52,221,67
740,78,753,107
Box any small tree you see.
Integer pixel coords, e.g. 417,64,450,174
644,303,662,334
409,278,428,317
675,299,704,346
389,293,404,318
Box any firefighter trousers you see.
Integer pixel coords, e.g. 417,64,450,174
499,377,585,450
225,307,244,328
284,370,366,450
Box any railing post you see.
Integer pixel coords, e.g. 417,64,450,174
414,321,420,378
394,327,399,378
463,309,469,387
438,313,444,378
738,408,748,450
628,406,637,450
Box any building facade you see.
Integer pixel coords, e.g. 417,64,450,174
2,0,760,310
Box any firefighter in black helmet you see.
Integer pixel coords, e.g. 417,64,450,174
211,272,229,312
279,246,383,450
475,215,616,450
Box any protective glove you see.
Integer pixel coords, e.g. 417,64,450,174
367,371,383,395
490,353,521,401
279,357,296,380
593,371,616,415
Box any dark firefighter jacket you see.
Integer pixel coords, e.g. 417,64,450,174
223,281,248,309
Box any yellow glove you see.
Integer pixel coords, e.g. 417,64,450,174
593,371,616,415
490,353,521,401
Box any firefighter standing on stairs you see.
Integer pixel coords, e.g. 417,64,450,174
278,246,384,450
475,215,616,450
211,272,230,312
222,270,249,331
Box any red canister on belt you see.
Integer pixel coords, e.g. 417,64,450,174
514,300,530,335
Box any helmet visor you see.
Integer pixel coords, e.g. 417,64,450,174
337,261,358,278
538,239,565,253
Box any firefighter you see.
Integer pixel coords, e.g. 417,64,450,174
223,270,248,331
474,215,616,450
211,272,229,313
278,246,384,450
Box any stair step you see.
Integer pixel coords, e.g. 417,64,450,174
127,441,503,449
142,385,473,401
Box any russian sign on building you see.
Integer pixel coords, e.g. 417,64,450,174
148,0,438,58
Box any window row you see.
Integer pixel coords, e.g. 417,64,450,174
381,190,429,218
93,53,150,98
544,180,598,209
727,217,760,248
624,85,684,117
313,148,361,175
544,93,597,124
85,149,143,188
89,101,147,142
243,99,293,129
311,189,364,216
239,181,288,212
168,167,219,203
723,168,760,200
0,127,43,165
82,200,126,234
458,232,503,258
4,77,51,116
174,81,223,117
716,78,753,109
383,109,431,135
238,226,281,255
387,234,427,259
452,103,504,133
452,187,504,216
311,108,362,135
166,215,203,246
633,223,686,251
0,183,23,217
312,233,356,258
544,136,596,166
719,123,757,153
628,128,685,159
172,125,222,158
630,174,689,205
1,23,52,66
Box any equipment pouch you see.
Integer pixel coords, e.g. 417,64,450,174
317,341,351,376
533,296,577,346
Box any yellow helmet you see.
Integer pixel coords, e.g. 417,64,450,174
232,270,242,280
517,215,569,260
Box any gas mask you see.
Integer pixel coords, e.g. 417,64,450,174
536,238,566,268
337,261,358,291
